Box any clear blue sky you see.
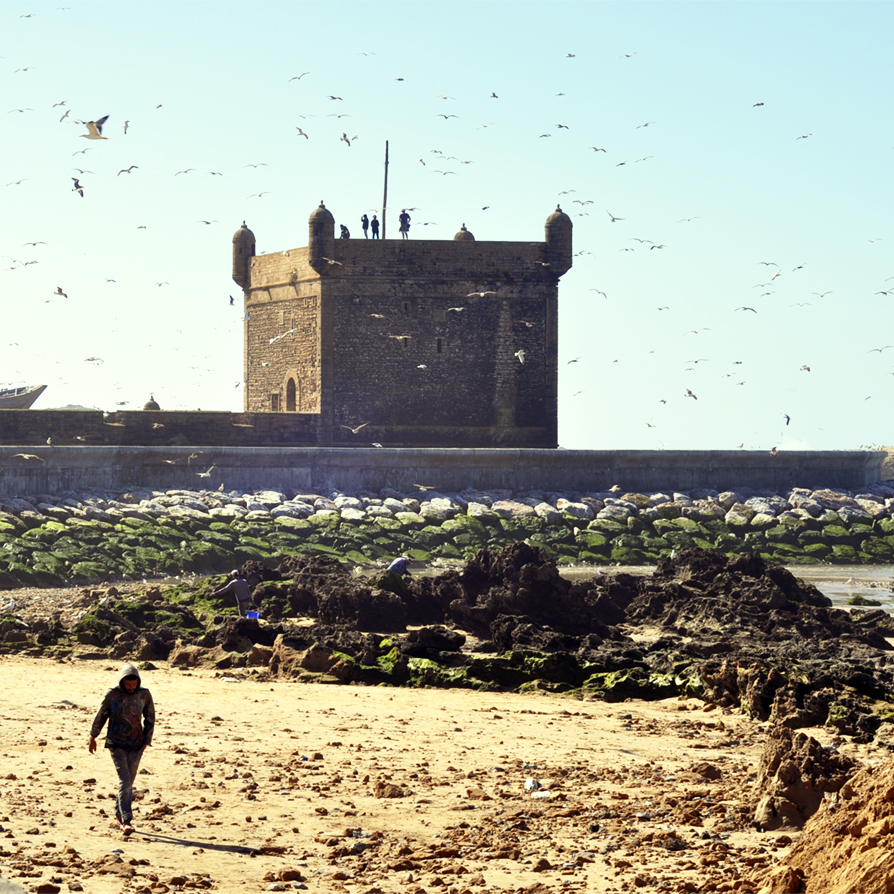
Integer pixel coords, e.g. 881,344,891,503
3,1,892,451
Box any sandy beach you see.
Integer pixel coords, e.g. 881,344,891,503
0,656,800,894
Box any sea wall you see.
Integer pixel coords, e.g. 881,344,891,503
4,477,894,590
0,446,884,498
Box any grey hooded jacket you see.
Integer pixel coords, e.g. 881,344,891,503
90,662,155,752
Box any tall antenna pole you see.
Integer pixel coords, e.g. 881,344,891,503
382,140,389,240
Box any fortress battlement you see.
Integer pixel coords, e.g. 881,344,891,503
232,204,573,447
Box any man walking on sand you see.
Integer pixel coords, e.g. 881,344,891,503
89,663,155,835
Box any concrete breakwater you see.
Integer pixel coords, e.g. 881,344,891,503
4,479,894,589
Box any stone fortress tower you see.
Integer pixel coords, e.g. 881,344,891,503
231,204,572,447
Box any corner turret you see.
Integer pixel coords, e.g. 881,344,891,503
231,221,256,289
453,223,475,241
308,201,336,274
544,205,573,277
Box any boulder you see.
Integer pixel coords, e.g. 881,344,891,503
752,726,857,832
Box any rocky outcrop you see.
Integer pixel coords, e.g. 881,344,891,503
752,727,857,831
756,758,894,893
4,544,894,745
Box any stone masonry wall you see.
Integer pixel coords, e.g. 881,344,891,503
244,237,559,447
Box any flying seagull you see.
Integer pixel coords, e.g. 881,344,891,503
269,328,298,345
80,116,109,140
341,422,370,434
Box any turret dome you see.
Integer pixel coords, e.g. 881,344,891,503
233,220,255,244
545,205,572,229
453,223,475,241
544,205,573,277
309,201,335,226
308,201,336,275
231,221,256,289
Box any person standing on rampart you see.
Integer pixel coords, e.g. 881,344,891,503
398,209,411,240
370,214,380,239
361,214,369,238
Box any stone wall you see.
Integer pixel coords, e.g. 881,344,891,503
0,446,884,499
242,229,562,447
0,409,322,447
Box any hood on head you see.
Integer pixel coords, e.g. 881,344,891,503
119,662,141,688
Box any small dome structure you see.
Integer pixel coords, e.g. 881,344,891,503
544,205,573,276
545,204,572,230
309,201,335,227
231,221,256,288
453,223,475,241
233,220,255,244
308,201,336,275
143,394,160,411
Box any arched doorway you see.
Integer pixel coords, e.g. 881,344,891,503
286,378,296,412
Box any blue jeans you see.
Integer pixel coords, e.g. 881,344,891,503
110,747,143,823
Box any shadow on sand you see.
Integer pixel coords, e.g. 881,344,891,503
132,830,260,855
